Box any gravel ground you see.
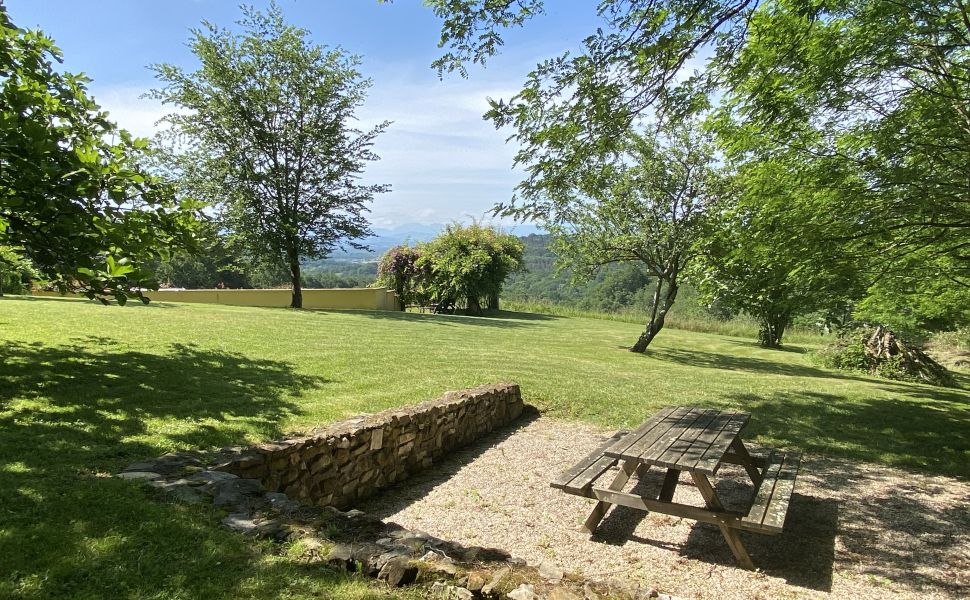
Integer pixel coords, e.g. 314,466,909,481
360,416,969,600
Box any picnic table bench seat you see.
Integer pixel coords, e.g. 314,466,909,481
740,450,801,534
550,430,628,496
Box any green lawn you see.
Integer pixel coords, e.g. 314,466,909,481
2,296,968,599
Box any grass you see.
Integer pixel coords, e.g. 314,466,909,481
502,299,831,344
2,296,968,599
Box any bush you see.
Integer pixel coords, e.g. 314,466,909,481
378,224,524,314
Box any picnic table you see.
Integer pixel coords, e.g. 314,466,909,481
551,406,801,569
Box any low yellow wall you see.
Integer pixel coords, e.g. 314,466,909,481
33,288,402,311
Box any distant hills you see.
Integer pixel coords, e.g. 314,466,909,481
324,222,545,261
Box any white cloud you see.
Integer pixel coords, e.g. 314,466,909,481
89,68,530,228
91,84,170,139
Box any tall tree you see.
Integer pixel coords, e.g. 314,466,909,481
151,3,389,308
499,123,722,351
426,0,970,295
0,7,200,303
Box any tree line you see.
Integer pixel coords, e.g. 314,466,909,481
3,1,968,353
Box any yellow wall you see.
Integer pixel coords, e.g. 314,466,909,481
33,288,402,311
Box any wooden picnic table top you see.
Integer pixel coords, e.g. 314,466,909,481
603,406,751,475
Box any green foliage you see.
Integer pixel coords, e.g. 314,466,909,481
376,224,523,313
417,223,524,313
853,251,970,341
0,7,201,303
428,0,970,336
376,244,428,308
0,245,38,295
499,121,723,351
150,3,388,308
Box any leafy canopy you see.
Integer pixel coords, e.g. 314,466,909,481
0,7,200,303
377,224,524,314
150,3,389,307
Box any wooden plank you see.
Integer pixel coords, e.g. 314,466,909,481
640,407,708,463
673,411,736,471
719,524,755,570
591,488,745,527
728,437,763,484
608,407,692,461
694,413,751,475
562,455,619,495
761,453,801,532
551,429,627,491
742,451,782,527
602,406,677,459
651,409,722,469
721,452,767,470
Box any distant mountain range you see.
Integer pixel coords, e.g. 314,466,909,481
326,222,545,261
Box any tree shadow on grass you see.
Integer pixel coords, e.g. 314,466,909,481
331,308,558,329
730,390,970,478
645,347,879,382
0,339,392,599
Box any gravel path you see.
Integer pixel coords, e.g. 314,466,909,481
360,416,969,600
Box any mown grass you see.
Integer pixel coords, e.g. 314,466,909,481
1,296,968,599
502,299,831,344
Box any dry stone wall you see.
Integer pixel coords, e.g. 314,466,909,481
215,383,524,508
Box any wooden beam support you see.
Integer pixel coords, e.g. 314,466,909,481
579,459,639,534
658,468,680,502
691,471,755,569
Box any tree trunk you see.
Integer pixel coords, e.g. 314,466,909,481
487,291,499,311
288,253,302,309
758,311,789,348
467,295,482,315
630,277,679,353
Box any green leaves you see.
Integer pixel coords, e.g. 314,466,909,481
0,6,201,303
150,3,388,305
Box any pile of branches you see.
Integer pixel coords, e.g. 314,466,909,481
816,325,956,387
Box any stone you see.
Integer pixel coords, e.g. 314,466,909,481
264,492,301,513
222,513,260,535
116,471,161,481
377,557,419,587
481,566,511,596
431,582,474,600
233,454,265,468
211,478,265,507
326,544,355,570
370,428,384,450
349,543,386,576
539,560,564,584
465,570,489,592
582,583,603,600
548,587,583,600
507,584,538,600
186,470,238,486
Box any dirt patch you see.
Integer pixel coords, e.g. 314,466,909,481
360,417,969,599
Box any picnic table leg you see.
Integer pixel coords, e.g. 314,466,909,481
580,459,639,534
690,472,755,570
658,468,680,502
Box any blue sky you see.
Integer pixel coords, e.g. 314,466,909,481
6,0,598,230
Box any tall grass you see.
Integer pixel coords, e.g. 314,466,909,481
501,299,831,345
